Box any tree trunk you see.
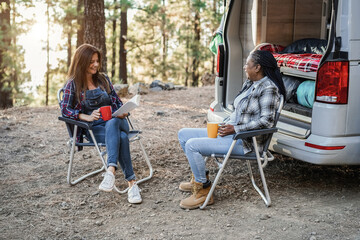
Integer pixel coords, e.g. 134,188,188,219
46,0,50,106
67,28,72,68
111,0,117,79
11,0,17,102
76,0,84,47
0,0,12,108
191,10,200,87
184,0,191,87
119,6,127,84
211,0,217,74
161,0,167,82
185,32,190,87
84,0,107,72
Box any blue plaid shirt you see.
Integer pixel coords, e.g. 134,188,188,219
61,75,123,120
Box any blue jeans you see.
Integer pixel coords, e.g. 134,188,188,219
88,118,135,181
178,128,244,183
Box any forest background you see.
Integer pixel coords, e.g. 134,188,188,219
0,0,225,108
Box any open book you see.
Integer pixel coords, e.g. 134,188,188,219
112,94,140,117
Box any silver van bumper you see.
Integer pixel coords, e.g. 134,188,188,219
271,132,360,165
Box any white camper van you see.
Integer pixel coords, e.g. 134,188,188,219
208,0,360,165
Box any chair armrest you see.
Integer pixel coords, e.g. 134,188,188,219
58,116,93,130
233,128,278,140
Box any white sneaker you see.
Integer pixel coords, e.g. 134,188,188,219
99,171,115,192
128,183,142,204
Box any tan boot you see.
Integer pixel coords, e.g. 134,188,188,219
179,181,214,209
179,174,195,192
178,171,209,192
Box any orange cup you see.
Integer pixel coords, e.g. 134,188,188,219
207,122,220,138
100,106,112,121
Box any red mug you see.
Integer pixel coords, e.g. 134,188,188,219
100,106,112,121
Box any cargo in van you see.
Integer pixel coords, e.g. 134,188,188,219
207,0,360,165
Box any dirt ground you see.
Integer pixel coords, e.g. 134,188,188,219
1,86,360,240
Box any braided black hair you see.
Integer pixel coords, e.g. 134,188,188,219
250,50,286,98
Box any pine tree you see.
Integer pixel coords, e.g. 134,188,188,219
76,0,84,47
119,0,131,84
0,0,12,108
110,0,117,79
0,0,33,108
84,0,107,72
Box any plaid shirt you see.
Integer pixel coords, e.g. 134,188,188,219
233,76,281,154
61,75,123,120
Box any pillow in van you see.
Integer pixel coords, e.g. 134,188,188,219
296,80,315,108
281,38,327,55
255,43,285,53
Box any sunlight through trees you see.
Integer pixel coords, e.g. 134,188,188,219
0,0,224,107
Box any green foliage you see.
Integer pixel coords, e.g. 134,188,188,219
10,0,224,106
0,0,35,107
125,0,224,85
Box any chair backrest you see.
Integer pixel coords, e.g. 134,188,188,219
57,87,84,149
262,94,284,153
57,88,64,106
274,95,285,125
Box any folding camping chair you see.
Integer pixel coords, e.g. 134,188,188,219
200,95,284,209
57,88,153,194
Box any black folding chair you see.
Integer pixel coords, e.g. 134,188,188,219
57,88,153,194
200,95,284,209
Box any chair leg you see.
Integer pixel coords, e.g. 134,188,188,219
67,127,106,185
113,137,154,194
134,138,154,184
200,140,238,210
247,137,271,207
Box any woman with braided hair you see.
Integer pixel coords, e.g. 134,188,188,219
177,50,285,209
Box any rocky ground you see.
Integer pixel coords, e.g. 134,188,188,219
0,86,359,240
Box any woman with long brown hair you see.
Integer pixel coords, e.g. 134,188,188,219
61,44,142,204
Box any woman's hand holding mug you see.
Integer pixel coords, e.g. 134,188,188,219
89,109,101,121
218,124,235,137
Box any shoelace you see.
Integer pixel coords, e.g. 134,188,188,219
102,172,114,186
128,185,141,198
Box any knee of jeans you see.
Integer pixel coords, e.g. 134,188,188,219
120,131,128,141
178,128,187,143
178,128,184,139
120,119,130,133
106,118,121,128
185,138,199,153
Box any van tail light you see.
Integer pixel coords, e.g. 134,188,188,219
305,142,345,150
315,61,349,104
216,44,225,78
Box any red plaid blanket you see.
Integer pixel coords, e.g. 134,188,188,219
256,43,322,72
272,53,322,72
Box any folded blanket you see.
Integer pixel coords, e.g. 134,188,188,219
272,53,322,72
256,41,324,72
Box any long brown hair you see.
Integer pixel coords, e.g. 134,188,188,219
67,43,110,102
